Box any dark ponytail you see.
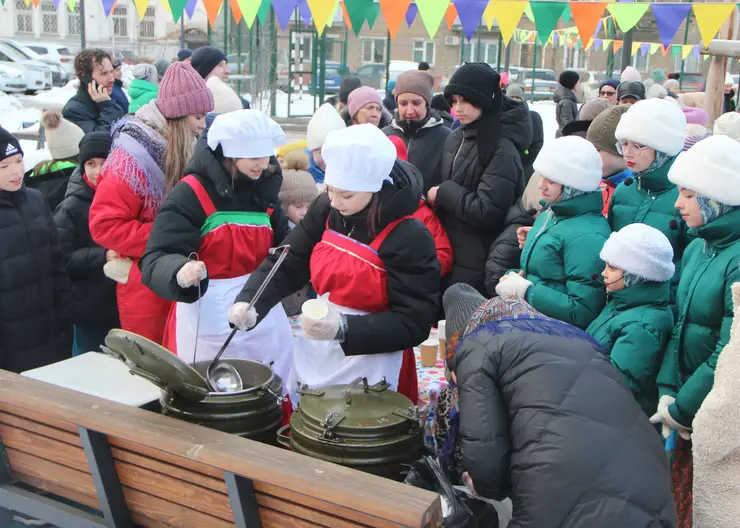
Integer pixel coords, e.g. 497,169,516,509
366,193,383,238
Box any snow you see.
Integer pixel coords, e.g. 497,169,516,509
530,101,558,144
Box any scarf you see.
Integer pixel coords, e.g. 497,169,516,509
464,297,542,338
536,185,587,237
696,195,740,226
634,150,671,190
623,271,647,288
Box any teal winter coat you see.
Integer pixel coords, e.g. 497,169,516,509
128,79,158,114
587,281,674,416
657,208,740,426
519,191,611,329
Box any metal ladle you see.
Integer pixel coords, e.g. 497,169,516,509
206,245,291,392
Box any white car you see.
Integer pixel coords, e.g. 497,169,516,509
2,39,66,87
0,63,28,93
23,43,76,75
0,41,51,94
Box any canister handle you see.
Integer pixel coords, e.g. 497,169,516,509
276,424,291,448
345,377,369,405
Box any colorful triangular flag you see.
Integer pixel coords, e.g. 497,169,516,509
416,0,451,39
456,0,488,42
692,3,736,46
307,0,338,34
530,1,568,45
445,2,457,30
406,2,418,28
651,3,692,49
569,2,606,47
486,1,527,45
607,3,650,33
379,0,411,39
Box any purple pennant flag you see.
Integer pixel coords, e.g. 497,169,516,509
640,42,649,56
102,0,116,16
593,19,602,37
406,3,418,28
594,38,601,50
184,0,197,19
693,46,700,61
455,0,489,41
273,0,300,30
297,0,312,27
652,4,692,49
553,33,559,47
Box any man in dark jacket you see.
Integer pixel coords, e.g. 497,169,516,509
383,70,451,192
443,285,678,527
554,70,580,137
431,62,532,295
63,49,126,134
110,58,129,114
507,83,543,184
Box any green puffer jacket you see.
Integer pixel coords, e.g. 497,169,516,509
128,79,158,114
519,192,610,329
608,158,690,302
587,281,674,416
657,208,740,426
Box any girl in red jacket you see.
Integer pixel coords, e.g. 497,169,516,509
89,62,214,343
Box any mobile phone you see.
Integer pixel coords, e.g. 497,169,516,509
81,74,93,88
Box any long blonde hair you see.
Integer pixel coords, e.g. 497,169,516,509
162,117,195,190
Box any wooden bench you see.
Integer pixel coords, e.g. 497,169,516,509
0,370,442,527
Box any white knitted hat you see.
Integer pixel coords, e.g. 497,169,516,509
207,76,243,115
621,66,642,83
646,84,667,99
42,111,84,160
533,136,602,192
600,223,675,282
322,124,395,193
307,103,346,150
615,98,687,157
713,112,740,142
668,135,740,205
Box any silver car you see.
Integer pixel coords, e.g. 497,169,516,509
0,63,28,93
0,41,51,94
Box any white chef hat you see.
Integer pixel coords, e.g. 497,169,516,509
207,109,286,159
322,124,395,193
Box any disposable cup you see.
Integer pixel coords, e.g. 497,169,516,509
301,299,329,320
420,338,439,367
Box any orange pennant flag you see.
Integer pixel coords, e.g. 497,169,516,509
340,1,353,31
661,45,670,57
202,0,223,27
613,39,623,54
379,0,412,40
569,2,606,48
228,0,242,24
445,3,458,30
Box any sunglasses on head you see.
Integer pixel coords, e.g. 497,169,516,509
600,89,617,96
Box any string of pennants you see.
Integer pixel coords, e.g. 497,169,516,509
14,0,739,51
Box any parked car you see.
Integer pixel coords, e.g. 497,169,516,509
310,61,349,95
0,63,28,94
516,68,558,100
0,41,51,94
24,43,76,76
2,39,66,87
671,72,705,93
355,60,417,89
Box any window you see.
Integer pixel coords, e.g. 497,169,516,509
361,38,386,64
139,6,156,39
67,5,81,36
674,53,699,75
518,44,545,69
633,52,649,72
15,0,33,35
461,41,498,64
41,2,59,35
0,51,11,62
412,40,436,65
113,6,128,38
565,46,587,70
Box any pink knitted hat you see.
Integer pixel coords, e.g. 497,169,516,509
155,62,215,119
348,86,382,118
682,106,709,126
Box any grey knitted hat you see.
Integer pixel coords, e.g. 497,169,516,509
442,284,487,344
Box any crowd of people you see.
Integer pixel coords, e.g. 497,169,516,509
1,47,739,526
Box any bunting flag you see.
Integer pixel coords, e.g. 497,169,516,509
649,43,660,55
67,0,75,11
613,39,623,54
693,3,736,46
661,45,671,57
344,0,373,35
631,40,640,56
682,44,694,60
561,4,571,24
607,2,650,33
134,0,150,20
340,0,353,30
530,1,568,45
524,3,534,22
159,0,171,14
256,0,271,24
416,0,451,39
406,2,418,27
32,0,40,7
652,3,692,49
445,3,457,30
23,0,30,6
228,0,243,24
455,0,488,41
325,1,339,27
272,0,298,30
102,0,117,16
237,0,261,27
379,0,410,38
298,0,312,26
486,1,527,45
570,2,606,47
307,0,337,34
203,0,223,25
672,44,682,59
184,0,197,19
168,0,188,22
640,42,649,56
601,38,612,52
366,1,380,28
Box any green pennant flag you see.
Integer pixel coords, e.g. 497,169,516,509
561,4,571,25
531,1,568,45
366,1,381,28
169,0,188,23
257,0,271,25
671,44,682,59
606,3,650,33
524,3,535,22
345,0,373,36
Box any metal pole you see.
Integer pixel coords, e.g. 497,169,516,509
384,30,391,93
223,0,229,53
621,30,633,71
606,18,614,78
504,43,511,72
319,33,327,103
531,44,537,102
180,13,185,49
679,4,692,92
496,33,503,69
342,25,348,74
79,0,86,49
269,8,277,117
311,33,319,102
237,20,242,94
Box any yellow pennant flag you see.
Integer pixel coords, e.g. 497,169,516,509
649,43,660,56
23,0,30,6
67,0,75,11
133,0,150,20
692,3,736,46
631,41,641,56
524,3,534,22
308,0,338,35
237,0,261,28
159,0,172,15
485,1,527,45
682,44,694,60
326,1,340,28
602,38,612,52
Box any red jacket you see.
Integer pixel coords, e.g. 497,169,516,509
413,200,453,277
89,148,171,343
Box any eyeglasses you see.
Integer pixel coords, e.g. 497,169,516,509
615,140,650,155
600,90,617,96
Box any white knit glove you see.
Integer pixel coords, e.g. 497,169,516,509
495,273,533,298
650,395,692,440
301,305,347,341
176,260,207,288
103,257,133,284
228,302,258,331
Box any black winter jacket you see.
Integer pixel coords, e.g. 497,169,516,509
62,88,126,134
140,138,288,303
436,110,454,128
236,159,440,356
437,97,532,294
454,314,677,527
483,200,535,296
24,163,77,212
0,187,72,372
53,168,119,328
521,109,543,184
383,111,452,192
554,85,579,137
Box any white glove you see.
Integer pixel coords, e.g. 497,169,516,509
103,257,133,284
228,302,259,331
301,305,347,341
176,260,207,288
495,273,533,298
650,395,692,440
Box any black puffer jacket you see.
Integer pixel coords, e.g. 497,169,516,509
236,159,440,355
24,162,77,212
340,106,394,129
454,315,677,527
554,85,579,137
62,88,126,134
383,111,452,192
140,138,288,303
521,109,543,184
483,199,535,296
0,187,72,372
437,97,532,294
53,168,119,327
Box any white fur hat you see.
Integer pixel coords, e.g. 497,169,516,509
615,98,687,156
600,223,675,282
207,76,243,115
307,103,346,150
533,136,602,192
646,84,667,99
713,111,740,142
42,110,85,161
668,135,740,205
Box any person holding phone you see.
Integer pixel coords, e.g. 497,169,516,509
62,49,126,134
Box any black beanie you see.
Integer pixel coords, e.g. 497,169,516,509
0,126,23,163
177,49,193,61
559,70,581,90
79,132,112,166
339,76,362,104
444,62,501,113
431,93,451,113
191,46,227,79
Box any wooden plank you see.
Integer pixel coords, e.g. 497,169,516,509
0,411,81,446
0,424,89,472
0,372,442,528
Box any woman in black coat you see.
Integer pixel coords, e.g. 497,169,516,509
483,199,535,296
442,284,677,528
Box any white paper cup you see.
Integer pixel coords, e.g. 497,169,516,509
302,299,329,320
438,320,447,361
